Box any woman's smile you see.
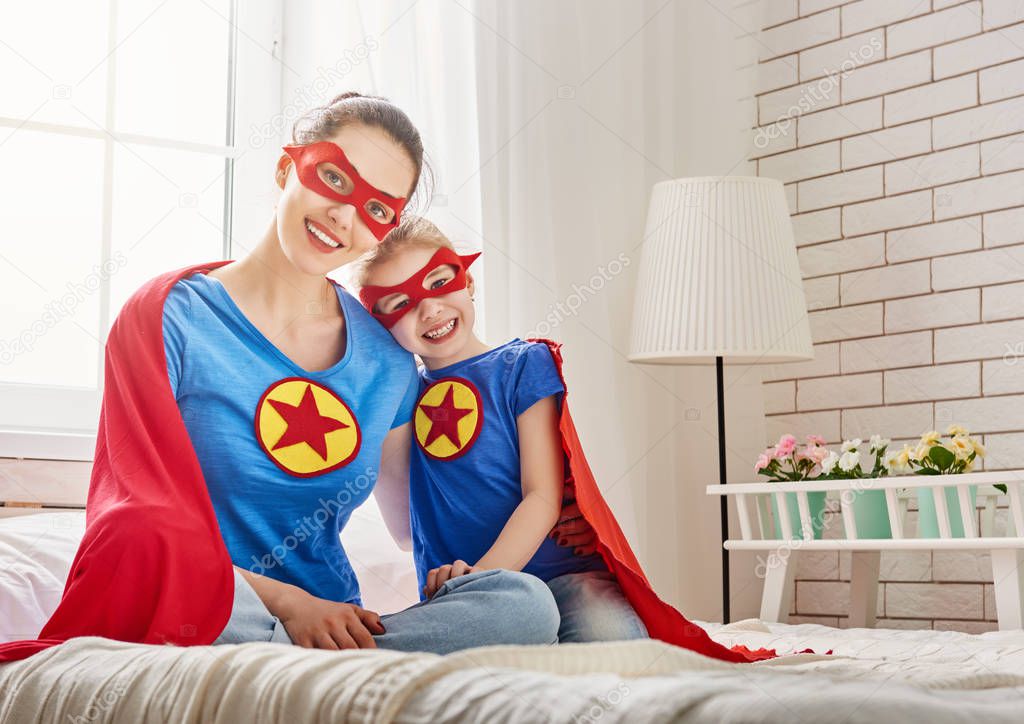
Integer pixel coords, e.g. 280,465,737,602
304,217,347,253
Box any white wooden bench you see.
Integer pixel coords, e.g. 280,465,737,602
706,470,1024,630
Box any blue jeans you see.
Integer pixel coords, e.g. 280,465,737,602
546,570,648,643
214,567,560,654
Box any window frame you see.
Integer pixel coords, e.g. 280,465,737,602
0,0,285,461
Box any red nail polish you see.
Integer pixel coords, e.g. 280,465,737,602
573,548,582,556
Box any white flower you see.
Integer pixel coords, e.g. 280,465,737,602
838,450,861,472
821,450,841,474
841,438,862,453
869,434,890,452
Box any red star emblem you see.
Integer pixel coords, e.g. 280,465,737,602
267,383,349,461
419,383,474,449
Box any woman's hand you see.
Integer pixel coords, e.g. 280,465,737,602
423,559,479,599
274,588,385,649
550,498,598,557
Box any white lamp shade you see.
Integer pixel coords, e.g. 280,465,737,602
629,176,813,365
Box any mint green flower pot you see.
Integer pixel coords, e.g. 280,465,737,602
850,488,892,539
916,485,977,538
771,491,827,540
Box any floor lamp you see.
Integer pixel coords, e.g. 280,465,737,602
628,176,813,624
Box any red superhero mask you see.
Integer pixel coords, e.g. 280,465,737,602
359,247,481,328
283,141,408,241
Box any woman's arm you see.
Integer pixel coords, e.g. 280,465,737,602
233,565,385,649
473,394,563,571
235,565,304,616
373,422,413,551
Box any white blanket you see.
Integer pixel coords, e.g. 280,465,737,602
5,513,1024,722
3,620,1024,723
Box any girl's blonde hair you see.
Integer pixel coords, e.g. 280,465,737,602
354,215,455,287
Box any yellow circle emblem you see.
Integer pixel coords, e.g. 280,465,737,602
414,377,483,460
254,378,361,477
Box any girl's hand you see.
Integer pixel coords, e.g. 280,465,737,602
275,588,385,649
423,559,478,598
550,499,598,557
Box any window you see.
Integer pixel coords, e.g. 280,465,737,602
0,0,284,459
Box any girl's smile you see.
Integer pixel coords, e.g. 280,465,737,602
422,317,459,343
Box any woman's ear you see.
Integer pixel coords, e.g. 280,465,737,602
275,154,293,190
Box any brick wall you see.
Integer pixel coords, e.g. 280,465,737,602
753,0,1024,632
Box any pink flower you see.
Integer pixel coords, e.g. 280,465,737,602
806,434,826,446
773,434,797,458
803,443,829,464
754,452,772,473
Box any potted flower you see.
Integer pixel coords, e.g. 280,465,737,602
818,435,893,539
755,435,895,539
889,425,988,538
754,434,828,540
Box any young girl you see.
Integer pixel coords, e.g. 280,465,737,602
357,217,648,643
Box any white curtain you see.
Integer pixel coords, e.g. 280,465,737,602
281,0,769,621
469,0,769,620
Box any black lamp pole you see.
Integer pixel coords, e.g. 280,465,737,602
716,355,730,624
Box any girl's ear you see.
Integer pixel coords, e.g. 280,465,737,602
275,154,293,190
466,272,475,299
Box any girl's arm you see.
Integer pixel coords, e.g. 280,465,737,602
425,395,563,596
372,421,413,551
473,394,563,571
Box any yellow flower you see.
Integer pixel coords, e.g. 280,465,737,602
920,430,941,446
970,438,986,458
946,424,969,437
949,437,972,459
911,443,931,462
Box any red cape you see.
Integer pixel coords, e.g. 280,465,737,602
0,262,236,662
0,264,768,663
528,338,773,663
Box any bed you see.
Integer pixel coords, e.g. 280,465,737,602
3,512,1024,723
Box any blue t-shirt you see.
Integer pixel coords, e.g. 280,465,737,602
408,338,606,593
163,271,419,605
